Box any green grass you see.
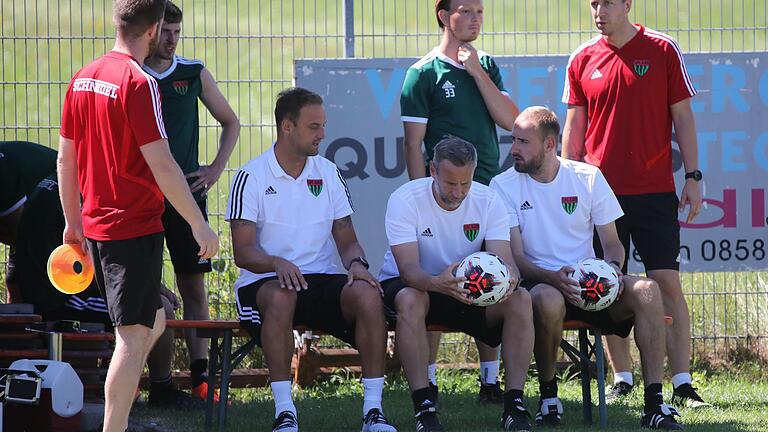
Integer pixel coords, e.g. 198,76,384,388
127,367,768,431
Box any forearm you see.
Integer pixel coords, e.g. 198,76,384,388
151,158,206,229
473,72,518,130
515,254,557,285
210,120,240,171
601,242,626,269
673,109,699,173
233,244,280,274
399,264,438,293
57,138,82,230
404,138,427,180
562,107,587,161
338,242,366,270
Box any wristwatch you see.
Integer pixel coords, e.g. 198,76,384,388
349,256,370,270
684,170,703,181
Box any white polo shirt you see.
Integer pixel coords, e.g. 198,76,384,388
378,177,510,280
225,145,354,288
489,157,624,272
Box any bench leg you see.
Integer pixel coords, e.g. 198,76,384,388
205,335,219,430
579,328,593,425
218,330,233,431
594,330,607,427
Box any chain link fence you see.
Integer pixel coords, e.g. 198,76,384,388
1,0,766,365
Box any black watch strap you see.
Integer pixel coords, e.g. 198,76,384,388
684,170,703,181
349,256,369,270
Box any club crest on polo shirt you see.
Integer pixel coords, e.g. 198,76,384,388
307,179,323,197
173,80,189,95
463,223,480,241
561,196,578,215
633,60,650,76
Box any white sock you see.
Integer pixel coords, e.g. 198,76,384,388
613,372,634,386
271,380,296,418
480,360,500,385
672,372,692,389
362,377,385,415
427,363,438,386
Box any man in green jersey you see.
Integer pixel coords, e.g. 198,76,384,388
143,1,240,403
400,0,520,404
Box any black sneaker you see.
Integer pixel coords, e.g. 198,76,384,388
671,383,711,408
147,384,205,409
641,404,684,430
415,402,444,432
501,400,532,431
606,381,634,404
272,411,299,432
362,408,397,432
428,382,440,409
478,380,504,404
534,397,563,427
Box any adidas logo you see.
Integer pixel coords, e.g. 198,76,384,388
265,186,277,195
590,69,603,80
198,257,210,265
421,228,434,237
441,80,455,90
520,201,533,211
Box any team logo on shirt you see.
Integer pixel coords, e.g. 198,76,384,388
561,196,578,215
463,223,480,241
442,80,456,98
173,80,189,95
307,179,323,197
633,60,650,76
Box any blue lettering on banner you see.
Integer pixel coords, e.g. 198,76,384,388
365,68,406,119
755,132,768,171
721,131,749,172
516,67,548,110
687,64,705,113
712,64,749,113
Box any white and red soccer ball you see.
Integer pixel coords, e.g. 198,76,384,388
456,252,510,307
569,258,621,311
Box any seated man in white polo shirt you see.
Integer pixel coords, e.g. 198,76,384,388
490,106,682,430
226,87,396,432
379,136,535,432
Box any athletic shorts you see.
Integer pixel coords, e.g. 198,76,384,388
595,192,680,273
381,277,503,347
520,279,634,338
161,198,212,275
236,274,356,348
88,232,164,328
42,306,113,331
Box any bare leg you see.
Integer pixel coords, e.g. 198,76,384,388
647,269,691,376
394,288,431,392
427,332,441,364
528,284,566,382
176,272,209,362
605,334,634,376
146,296,176,381
340,281,388,377
256,282,297,382
487,289,534,391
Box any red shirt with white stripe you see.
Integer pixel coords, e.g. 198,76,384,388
61,51,168,241
562,25,696,195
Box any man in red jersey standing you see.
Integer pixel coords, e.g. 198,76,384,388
562,0,707,413
57,1,219,431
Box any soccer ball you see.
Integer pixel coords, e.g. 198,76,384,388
569,258,620,311
456,252,510,307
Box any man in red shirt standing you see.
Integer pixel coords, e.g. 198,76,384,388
58,1,219,431
562,0,707,410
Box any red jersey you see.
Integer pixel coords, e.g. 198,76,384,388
562,26,696,195
61,51,168,241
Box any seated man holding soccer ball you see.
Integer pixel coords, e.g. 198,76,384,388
490,106,682,430
380,136,535,432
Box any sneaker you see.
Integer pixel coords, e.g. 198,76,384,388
148,384,205,409
606,381,634,404
478,380,504,404
428,382,440,409
671,384,711,408
362,408,397,432
535,397,563,427
415,402,444,432
501,401,532,431
191,381,221,404
272,411,299,432
641,404,684,430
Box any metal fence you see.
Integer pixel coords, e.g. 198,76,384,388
1,0,766,363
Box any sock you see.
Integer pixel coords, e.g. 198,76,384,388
427,363,438,386
191,358,208,387
150,373,173,391
411,387,433,414
671,372,692,389
503,389,524,413
644,383,664,411
480,360,500,385
271,380,296,418
538,377,558,399
362,377,384,415
613,371,634,386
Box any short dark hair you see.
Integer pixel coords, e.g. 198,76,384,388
164,1,182,24
432,135,477,170
113,0,166,39
520,106,561,141
435,0,452,29
274,87,323,134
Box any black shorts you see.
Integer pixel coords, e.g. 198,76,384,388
520,279,633,338
595,192,680,273
42,306,113,331
382,277,503,347
161,198,212,275
236,274,356,348
88,232,164,328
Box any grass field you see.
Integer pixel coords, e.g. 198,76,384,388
125,367,768,431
